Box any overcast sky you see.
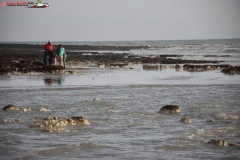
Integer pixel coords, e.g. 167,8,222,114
0,0,240,41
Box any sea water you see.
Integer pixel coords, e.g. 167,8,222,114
0,39,240,159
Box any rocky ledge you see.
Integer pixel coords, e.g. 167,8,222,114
0,43,226,75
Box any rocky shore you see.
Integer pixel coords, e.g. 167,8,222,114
0,43,239,75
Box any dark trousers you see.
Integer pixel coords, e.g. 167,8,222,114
47,51,55,66
43,51,49,66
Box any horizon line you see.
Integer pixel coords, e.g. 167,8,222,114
0,38,240,43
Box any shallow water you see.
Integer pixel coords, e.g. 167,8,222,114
1,65,240,88
0,66,240,159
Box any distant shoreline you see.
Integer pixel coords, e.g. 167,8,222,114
0,43,149,51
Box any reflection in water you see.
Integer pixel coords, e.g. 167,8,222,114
44,78,65,85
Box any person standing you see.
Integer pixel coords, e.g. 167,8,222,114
44,40,55,66
56,44,65,67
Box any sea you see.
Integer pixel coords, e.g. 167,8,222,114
0,39,240,160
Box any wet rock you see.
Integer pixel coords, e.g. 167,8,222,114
23,107,31,112
93,98,101,102
30,116,90,132
234,66,240,72
107,109,119,113
158,105,181,113
15,118,21,122
175,64,180,70
40,107,51,112
142,65,174,70
183,64,234,72
64,71,84,75
207,139,228,146
3,104,19,111
143,65,161,70
68,116,90,125
179,117,191,122
206,119,214,122
221,66,238,75
98,63,105,68
30,116,67,132
110,63,132,69
30,116,69,132
159,54,183,58
203,55,218,57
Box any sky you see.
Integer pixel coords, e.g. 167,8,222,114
0,0,240,42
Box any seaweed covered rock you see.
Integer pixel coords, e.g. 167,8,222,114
158,105,181,113
3,104,19,111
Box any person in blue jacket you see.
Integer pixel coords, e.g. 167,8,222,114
56,44,65,67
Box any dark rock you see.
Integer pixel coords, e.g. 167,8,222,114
180,117,191,122
3,104,19,111
221,66,238,75
175,64,180,70
158,105,181,113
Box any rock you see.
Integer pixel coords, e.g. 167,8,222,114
2,119,7,123
208,139,228,146
15,118,21,122
30,116,69,132
234,66,240,72
158,105,181,113
221,66,238,75
179,117,191,122
110,63,132,69
107,109,118,113
40,107,51,112
68,116,90,125
175,64,180,70
23,107,31,112
183,64,233,72
206,119,214,122
3,104,19,111
98,63,105,68
30,116,90,132
93,98,100,102
229,68,238,75
143,65,162,70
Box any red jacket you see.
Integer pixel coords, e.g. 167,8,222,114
44,44,54,51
